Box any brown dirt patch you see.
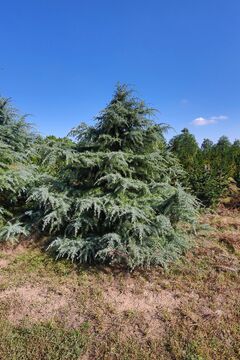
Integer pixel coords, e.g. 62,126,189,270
105,288,180,313
102,280,192,339
0,283,85,327
218,232,240,253
0,259,10,269
0,243,27,258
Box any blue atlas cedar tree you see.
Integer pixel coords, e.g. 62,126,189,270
0,85,198,268
31,84,198,268
0,97,36,240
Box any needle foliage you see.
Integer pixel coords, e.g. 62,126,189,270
30,85,197,268
0,86,198,268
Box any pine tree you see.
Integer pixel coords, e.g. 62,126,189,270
169,130,238,207
168,128,199,172
29,84,198,268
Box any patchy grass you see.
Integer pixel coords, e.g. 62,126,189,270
0,321,89,360
0,209,239,359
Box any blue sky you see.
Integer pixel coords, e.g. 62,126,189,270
1,0,240,144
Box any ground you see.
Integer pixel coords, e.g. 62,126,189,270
0,209,239,360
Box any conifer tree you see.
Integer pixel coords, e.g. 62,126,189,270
0,97,36,237
29,85,198,268
168,128,199,172
169,129,240,207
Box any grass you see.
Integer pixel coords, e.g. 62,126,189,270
0,321,89,360
0,208,239,359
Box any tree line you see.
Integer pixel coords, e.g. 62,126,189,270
169,128,240,207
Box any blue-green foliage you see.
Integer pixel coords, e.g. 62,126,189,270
0,97,38,233
30,85,198,268
0,86,198,268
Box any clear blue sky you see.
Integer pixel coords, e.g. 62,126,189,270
1,0,240,144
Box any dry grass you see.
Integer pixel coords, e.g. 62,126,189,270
0,209,239,359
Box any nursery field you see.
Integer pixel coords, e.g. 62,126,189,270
1,1,240,359
0,208,239,360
